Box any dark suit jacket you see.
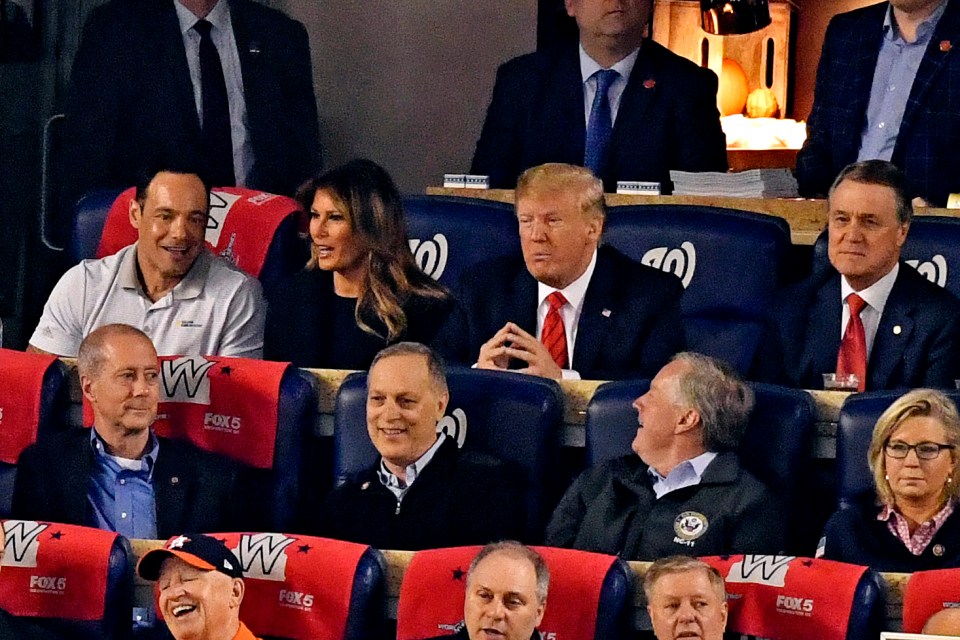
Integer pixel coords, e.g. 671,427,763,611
65,0,320,198
12,428,240,537
471,41,727,192
751,264,960,390
796,1,960,206
312,438,527,550
435,246,686,381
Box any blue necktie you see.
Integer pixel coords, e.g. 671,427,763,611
584,69,619,177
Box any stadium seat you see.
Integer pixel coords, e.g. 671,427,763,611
702,555,885,640
835,390,960,509
901,567,960,633
0,520,131,640
396,545,631,640
334,367,563,535
402,195,521,289
813,216,960,298
603,205,791,373
87,356,317,532
205,532,384,640
0,349,69,517
70,186,307,290
584,379,816,551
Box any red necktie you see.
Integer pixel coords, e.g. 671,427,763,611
837,293,867,391
542,292,569,369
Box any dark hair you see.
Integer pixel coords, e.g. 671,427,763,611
78,324,156,380
369,342,448,395
468,541,549,603
296,159,448,340
828,159,912,225
134,161,211,210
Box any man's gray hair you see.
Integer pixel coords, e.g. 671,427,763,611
468,541,550,604
643,555,726,603
369,341,448,394
78,323,155,380
669,352,754,451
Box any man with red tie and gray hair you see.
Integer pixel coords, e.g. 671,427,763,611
753,159,960,391
435,162,685,381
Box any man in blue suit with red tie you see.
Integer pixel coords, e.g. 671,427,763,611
797,0,960,206
471,0,727,193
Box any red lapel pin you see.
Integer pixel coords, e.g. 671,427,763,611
940,40,953,52
643,78,656,89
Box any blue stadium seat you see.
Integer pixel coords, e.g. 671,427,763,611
396,545,631,640
0,521,131,640
0,350,69,517
603,205,791,373
70,187,307,291
334,367,563,535
584,379,816,551
835,390,960,509
402,195,521,288
813,216,960,298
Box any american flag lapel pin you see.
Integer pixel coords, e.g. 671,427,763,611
941,40,953,52
643,78,656,89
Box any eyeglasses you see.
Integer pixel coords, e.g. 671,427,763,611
884,441,956,460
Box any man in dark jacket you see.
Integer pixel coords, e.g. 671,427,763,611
546,352,784,559
313,342,525,550
13,323,239,537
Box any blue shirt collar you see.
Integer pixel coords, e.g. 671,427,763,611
883,0,948,43
89,428,159,479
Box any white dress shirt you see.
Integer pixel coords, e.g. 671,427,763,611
579,44,639,127
840,262,900,360
648,451,718,499
536,250,598,380
175,0,254,186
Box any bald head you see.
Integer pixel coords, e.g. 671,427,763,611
924,608,960,636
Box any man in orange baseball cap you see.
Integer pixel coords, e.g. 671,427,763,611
138,533,258,640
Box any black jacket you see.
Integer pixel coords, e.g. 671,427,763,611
12,428,240,537
820,499,960,573
435,246,685,381
545,452,785,560
471,41,727,192
312,438,526,550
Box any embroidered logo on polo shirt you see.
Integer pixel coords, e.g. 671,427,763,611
673,511,709,546
178,320,204,328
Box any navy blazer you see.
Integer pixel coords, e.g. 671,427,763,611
797,0,960,206
752,264,960,390
471,41,727,193
65,0,320,198
435,246,686,381
11,429,241,538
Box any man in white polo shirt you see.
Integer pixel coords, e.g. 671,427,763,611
29,163,264,358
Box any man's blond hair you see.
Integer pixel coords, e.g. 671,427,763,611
516,163,605,220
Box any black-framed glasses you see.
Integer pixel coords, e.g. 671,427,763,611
884,441,956,460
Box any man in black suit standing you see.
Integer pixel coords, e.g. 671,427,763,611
65,0,320,199
13,323,239,538
436,162,685,381
753,159,960,390
471,0,727,192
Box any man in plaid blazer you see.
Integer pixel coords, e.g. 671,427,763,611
797,0,960,206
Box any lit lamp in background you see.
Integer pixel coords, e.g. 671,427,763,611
701,0,771,36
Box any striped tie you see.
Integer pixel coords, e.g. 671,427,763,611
542,291,569,369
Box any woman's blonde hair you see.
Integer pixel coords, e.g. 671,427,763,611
297,159,448,340
867,389,960,506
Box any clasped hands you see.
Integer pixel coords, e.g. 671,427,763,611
477,322,563,379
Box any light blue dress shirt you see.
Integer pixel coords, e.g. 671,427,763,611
649,451,718,499
858,1,948,161
88,428,159,540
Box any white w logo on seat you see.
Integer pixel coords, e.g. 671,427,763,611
409,234,449,280
232,533,296,581
726,555,796,587
906,254,948,288
161,357,217,404
2,520,48,567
